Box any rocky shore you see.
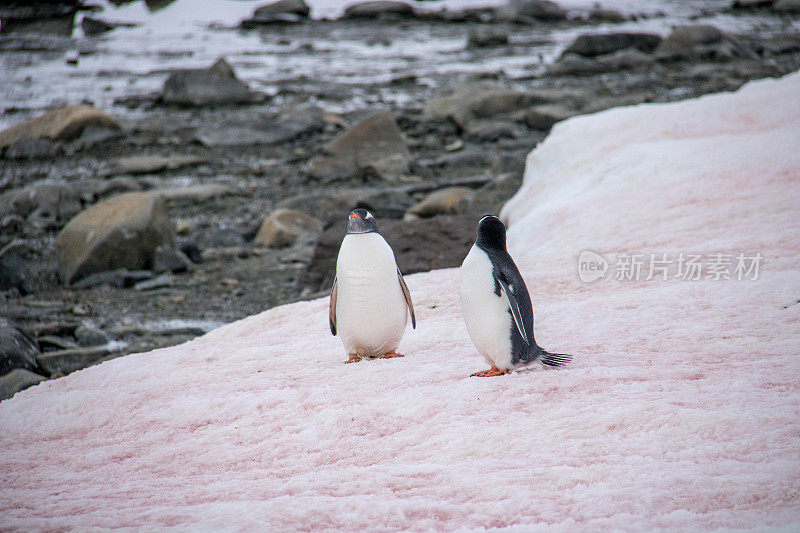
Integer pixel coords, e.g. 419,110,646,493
2,0,799,399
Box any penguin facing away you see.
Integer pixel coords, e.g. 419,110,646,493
460,215,572,377
329,209,416,364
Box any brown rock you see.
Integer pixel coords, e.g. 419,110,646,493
254,208,323,248
308,113,411,181
408,187,473,217
56,192,176,284
0,105,121,148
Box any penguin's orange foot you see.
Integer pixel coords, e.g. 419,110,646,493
381,351,405,359
346,354,362,364
471,366,508,377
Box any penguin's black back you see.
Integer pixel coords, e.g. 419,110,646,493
475,217,540,365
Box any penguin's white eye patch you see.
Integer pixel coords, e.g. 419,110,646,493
365,212,374,219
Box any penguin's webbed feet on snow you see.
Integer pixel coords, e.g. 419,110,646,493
471,366,508,377
346,354,362,364
380,351,405,359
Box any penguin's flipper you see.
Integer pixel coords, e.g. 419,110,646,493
329,277,338,336
497,277,529,345
397,268,416,329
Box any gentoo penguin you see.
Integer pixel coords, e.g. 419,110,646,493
460,215,572,377
329,208,416,363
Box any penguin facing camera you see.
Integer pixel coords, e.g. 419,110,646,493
460,215,572,377
329,209,416,364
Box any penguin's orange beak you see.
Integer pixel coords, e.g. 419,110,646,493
350,212,361,219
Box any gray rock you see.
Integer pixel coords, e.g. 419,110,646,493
468,26,509,48
103,154,208,176
564,32,662,57
343,1,416,19
81,16,116,36
162,58,256,106
56,192,175,284
36,346,115,376
731,0,773,7
0,369,46,401
424,83,544,130
773,0,800,11
254,208,323,248
598,48,656,70
71,269,154,289
308,113,411,181
508,0,567,21
654,25,736,61
241,0,310,25
466,120,520,142
195,108,324,147
3,137,59,159
0,181,82,229
152,245,193,273
38,335,79,351
70,177,142,203
206,228,245,248
0,105,121,148
588,7,626,22
456,172,523,216
0,244,35,295
74,324,111,347
0,318,41,375
414,149,493,172
518,104,578,130
547,53,605,76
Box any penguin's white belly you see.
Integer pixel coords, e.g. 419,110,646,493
336,233,408,357
460,245,514,370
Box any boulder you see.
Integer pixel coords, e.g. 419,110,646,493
343,1,415,19
241,0,310,25
301,215,476,293
0,105,121,148
547,53,605,76
254,208,323,248
56,192,176,284
161,58,256,106
81,16,116,36
3,137,59,159
0,318,41,375
468,26,509,47
518,104,578,130
0,245,35,295
407,187,473,217
773,0,800,11
456,172,523,216
563,32,662,57
0,181,82,229
424,83,544,130
505,0,566,21
654,25,726,61
308,113,411,181
36,346,115,376
74,324,111,347
0,369,46,402
598,48,656,70
195,108,324,147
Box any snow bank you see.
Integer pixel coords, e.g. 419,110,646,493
2,73,800,530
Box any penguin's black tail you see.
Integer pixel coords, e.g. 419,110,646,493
539,350,573,368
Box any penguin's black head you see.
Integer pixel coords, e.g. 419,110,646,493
347,208,379,234
475,215,507,251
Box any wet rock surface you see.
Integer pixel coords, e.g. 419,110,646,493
2,0,800,392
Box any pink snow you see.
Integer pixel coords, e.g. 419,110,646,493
2,73,800,531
